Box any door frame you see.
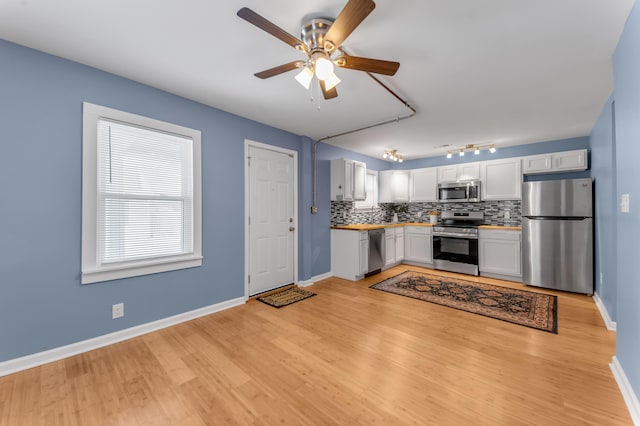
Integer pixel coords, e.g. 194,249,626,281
244,139,298,300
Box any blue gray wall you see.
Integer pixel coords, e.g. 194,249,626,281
611,0,640,399
0,39,327,362
590,96,617,320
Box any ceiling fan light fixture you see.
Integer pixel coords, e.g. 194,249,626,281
315,57,334,80
323,40,336,52
323,72,341,90
294,66,313,90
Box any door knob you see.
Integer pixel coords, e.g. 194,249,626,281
289,226,295,232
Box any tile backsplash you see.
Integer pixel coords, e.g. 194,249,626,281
331,200,521,227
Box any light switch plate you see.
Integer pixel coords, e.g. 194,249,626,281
621,193,630,213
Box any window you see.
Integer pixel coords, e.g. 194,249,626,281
355,170,378,210
82,103,202,284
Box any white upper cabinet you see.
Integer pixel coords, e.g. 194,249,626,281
521,155,552,174
379,170,410,203
552,149,587,171
437,165,457,182
353,161,367,200
481,158,522,200
409,168,437,202
437,162,480,182
331,158,367,201
522,149,587,175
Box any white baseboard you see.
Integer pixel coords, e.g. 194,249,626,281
611,356,640,425
297,272,333,287
593,292,617,331
0,297,245,377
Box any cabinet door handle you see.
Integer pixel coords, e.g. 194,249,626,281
289,226,295,232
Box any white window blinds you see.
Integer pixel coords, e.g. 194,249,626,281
97,119,194,264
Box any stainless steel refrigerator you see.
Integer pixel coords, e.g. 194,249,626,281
522,178,593,294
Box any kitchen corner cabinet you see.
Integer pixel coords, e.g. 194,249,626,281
404,226,432,265
379,170,410,203
481,158,522,200
522,149,587,175
385,227,404,268
331,158,367,201
478,229,522,279
437,162,480,183
331,229,368,280
409,168,437,202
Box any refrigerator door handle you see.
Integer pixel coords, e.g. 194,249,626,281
525,216,590,221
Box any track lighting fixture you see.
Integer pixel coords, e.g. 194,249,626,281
383,149,403,162
446,143,497,159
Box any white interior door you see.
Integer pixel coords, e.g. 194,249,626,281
248,145,295,295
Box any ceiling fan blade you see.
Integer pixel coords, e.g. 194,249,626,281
237,7,307,52
334,55,399,76
319,80,338,100
323,0,376,52
254,61,305,79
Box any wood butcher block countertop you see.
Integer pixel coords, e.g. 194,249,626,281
331,223,522,231
478,225,522,231
331,222,433,231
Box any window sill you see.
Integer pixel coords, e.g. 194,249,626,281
81,255,203,284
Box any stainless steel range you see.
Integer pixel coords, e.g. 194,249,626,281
432,211,483,276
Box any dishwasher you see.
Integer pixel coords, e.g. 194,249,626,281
367,229,385,276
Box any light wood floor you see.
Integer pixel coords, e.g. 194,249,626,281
0,265,632,425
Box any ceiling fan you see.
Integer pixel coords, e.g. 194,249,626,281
237,0,400,100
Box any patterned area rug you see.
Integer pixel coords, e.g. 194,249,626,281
257,287,316,308
370,270,558,333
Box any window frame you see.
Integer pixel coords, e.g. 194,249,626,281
81,102,202,284
355,169,379,211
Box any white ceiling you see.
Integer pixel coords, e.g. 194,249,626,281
0,0,634,160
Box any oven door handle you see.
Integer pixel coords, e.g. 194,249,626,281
433,232,478,239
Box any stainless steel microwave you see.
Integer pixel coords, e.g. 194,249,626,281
437,181,481,202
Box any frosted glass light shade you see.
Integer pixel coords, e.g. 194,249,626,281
323,72,341,90
294,66,313,90
315,57,334,80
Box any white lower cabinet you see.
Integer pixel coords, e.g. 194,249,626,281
478,229,522,280
358,232,369,276
404,226,432,265
331,230,368,280
385,227,404,268
395,229,404,262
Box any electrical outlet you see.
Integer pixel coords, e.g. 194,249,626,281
504,211,511,220
112,303,124,319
